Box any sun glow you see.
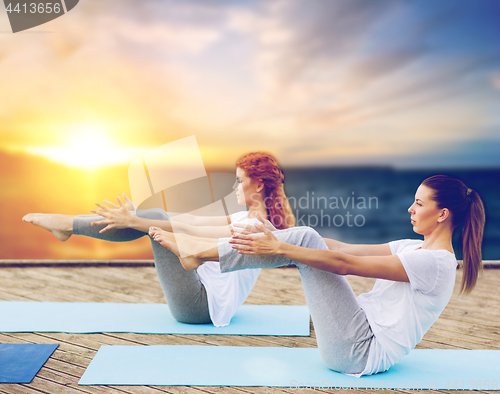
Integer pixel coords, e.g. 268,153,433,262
25,124,145,170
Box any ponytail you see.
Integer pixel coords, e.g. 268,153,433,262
236,152,296,230
265,184,296,230
460,189,485,294
422,175,485,294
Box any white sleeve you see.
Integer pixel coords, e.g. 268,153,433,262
397,249,439,294
229,211,248,224
389,239,406,255
389,239,423,255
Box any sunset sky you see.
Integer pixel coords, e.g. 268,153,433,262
1,0,499,259
1,0,499,169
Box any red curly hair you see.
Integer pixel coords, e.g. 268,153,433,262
236,152,295,229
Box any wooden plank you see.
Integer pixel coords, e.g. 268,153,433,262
0,385,46,394
0,332,184,394
0,288,35,301
0,267,499,394
429,318,500,344
0,269,92,302
0,260,155,268
14,267,149,304
67,267,166,302
2,259,499,268
0,332,98,360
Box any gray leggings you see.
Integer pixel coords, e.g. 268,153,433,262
218,226,374,374
73,208,211,324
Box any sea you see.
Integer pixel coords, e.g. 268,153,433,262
281,167,500,260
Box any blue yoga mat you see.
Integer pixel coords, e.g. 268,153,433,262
79,346,500,389
0,302,309,336
0,343,58,384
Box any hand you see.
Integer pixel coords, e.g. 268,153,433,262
90,195,133,233
229,223,281,255
232,212,277,235
122,193,137,211
97,193,136,211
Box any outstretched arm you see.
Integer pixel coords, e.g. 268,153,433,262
232,214,391,257
322,238,391,256
90,196,232,238
230,225,408,282
168,213,231,227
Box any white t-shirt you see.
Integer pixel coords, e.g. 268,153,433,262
357,239,457,376
196,211,261,327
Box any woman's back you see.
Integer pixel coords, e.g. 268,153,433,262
358,239,457,375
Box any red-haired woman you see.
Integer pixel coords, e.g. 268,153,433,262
152,175,485,375
22,152,295,327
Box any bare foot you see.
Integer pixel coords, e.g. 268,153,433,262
22,213,74,242
149,227,214,271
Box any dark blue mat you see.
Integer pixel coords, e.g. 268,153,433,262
0,343,58,383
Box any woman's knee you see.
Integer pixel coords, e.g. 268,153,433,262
136,208,170,221
294,227,324,248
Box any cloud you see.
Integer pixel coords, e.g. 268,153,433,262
0,0,235,149
267,1,398,82
1,0,499,168
219,1,500,168
223,2,442,129
493,74,500,90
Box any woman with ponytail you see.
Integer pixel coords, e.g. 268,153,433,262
154,174,485,376
235,152,295,229
421,175,485,294
23,152,295,328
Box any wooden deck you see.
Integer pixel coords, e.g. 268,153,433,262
0,264,499,394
